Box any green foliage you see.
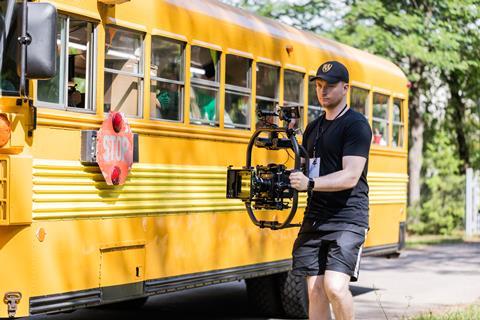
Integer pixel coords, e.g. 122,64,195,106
223,0,335,33
221,0,480,235
408,131,465,235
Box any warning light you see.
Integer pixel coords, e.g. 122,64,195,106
111,166,121,185
0,114,11,148
406,82,412,89
112,112,123,133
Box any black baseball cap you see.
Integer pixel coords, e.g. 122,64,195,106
310,61,349,84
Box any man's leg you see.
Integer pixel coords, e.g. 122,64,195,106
306,275,332,320
323,270,354,320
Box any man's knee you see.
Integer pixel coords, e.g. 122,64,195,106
323,271,350,301
307,276,328,300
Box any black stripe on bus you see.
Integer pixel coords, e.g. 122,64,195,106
144,259,292,295
29,245,400,315
29,259,291,315
30,290,102,315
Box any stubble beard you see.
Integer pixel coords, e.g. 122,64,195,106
321,95,344,111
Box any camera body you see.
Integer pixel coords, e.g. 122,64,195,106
227,164,293,210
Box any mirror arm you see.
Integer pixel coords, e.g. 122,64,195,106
18,0,31,99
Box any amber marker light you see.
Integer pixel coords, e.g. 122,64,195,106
36,228,47,242
0,114,11,148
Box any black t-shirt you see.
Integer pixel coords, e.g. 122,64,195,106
302,108,372,230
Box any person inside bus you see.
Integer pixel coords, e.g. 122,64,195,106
190,61,216,122
373,127,387,146
153,65,180,121
289,61,372,320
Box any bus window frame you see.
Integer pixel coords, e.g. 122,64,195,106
224,54,252,130
189,44,221,127
0,0,20,97
307,74,323,123
149,35,186,124
255,62,280,128
392,97,404,149
283,68,305,130
349,85,370,118
35,14,97,114
372,92,390,147
104,24,145,119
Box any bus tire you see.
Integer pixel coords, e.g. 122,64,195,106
279,271,309,319
245,275,284,317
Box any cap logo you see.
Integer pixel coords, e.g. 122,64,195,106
322,63,333,73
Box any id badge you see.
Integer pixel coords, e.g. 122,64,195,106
308,157,320,178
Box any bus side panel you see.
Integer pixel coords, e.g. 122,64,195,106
29,213,297,298
0,227,33,318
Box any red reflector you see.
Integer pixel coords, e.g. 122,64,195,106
112,112,123,133
0,114,11,148
111,166,121,185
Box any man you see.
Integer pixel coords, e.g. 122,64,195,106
289,61,372,320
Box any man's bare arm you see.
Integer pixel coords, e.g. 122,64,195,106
289,156,366,192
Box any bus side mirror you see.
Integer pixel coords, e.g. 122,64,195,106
16,2,57,79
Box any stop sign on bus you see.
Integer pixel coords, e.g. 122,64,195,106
96,112,133,185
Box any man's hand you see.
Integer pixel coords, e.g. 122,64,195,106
289,171,309,191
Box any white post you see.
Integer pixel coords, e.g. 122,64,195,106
474,170,480,235
466,168,473,238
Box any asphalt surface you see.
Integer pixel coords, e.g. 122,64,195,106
30,242,480,320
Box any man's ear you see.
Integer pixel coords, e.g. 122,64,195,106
343,83,349,94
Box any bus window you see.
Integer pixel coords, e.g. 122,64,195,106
284,70,304,130
104,26,144,117
307,76,322,123
372,93,389,146
224,55,251,130
256,63,279,128
37,17,96,111
350,86,369,117
190,46,220,126
392,98,404,148
150,37,185,122
0,1,20,96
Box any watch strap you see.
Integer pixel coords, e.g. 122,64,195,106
308,178,315,192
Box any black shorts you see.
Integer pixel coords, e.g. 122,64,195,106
292,220,366,282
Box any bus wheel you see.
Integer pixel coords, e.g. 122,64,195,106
245,275,283,317
278,271,309,319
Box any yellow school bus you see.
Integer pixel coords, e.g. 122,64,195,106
0,0,408,318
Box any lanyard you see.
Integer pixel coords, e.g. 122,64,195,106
312,104,348,160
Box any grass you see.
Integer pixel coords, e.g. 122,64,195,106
409,304,480,320
404,229,480,248
406,233,465,248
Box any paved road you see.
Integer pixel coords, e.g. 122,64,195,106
31,242,480,320
354,242,480,319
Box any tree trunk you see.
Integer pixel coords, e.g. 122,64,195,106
408,85,424,206
448,74,470,173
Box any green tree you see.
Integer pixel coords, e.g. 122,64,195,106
223,0,336,33
221,0,480,234
332,0,480,206
409,130,465,234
